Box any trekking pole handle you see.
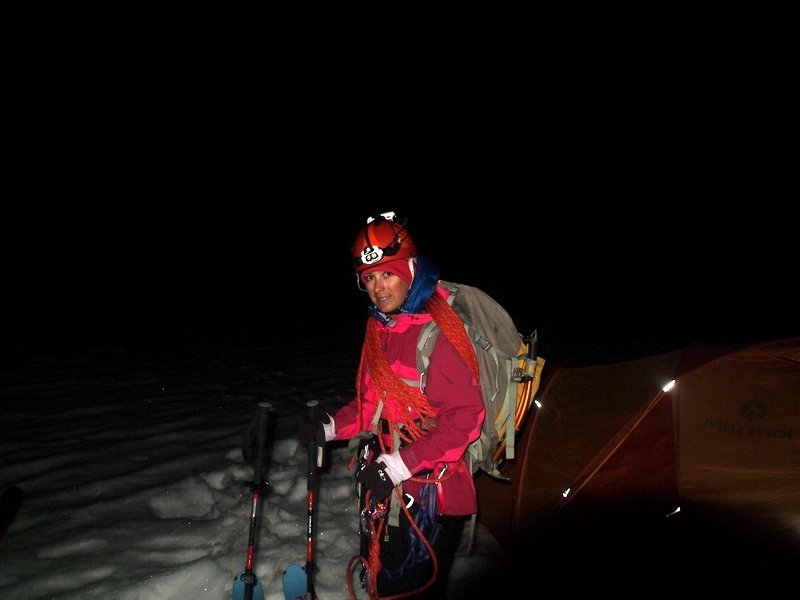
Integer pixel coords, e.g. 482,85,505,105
306,400,324,469
254,401,273,487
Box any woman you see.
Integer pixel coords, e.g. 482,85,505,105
301,211,486,599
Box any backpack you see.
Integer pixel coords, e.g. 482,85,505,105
416,280,546,482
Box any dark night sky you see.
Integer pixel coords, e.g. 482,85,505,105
4,7,795,357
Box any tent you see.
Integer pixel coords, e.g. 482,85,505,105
475,337,799,594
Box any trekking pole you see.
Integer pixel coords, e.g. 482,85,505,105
305,400,324,600
233,401,272,600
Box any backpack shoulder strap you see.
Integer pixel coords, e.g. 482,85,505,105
416,321,440,393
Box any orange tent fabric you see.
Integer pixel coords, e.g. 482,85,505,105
475,337,799,593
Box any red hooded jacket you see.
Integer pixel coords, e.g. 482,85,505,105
330,288,485,516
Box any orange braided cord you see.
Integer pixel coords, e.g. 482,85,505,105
425,290,479,380
364,319,437,444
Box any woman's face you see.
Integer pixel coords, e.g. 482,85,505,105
362,270,410,314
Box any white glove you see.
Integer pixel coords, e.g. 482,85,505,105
378,450,412,484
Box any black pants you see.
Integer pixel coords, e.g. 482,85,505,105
371,505,467,599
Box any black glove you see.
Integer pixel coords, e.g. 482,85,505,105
298,403,331,446
356,461,394,501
